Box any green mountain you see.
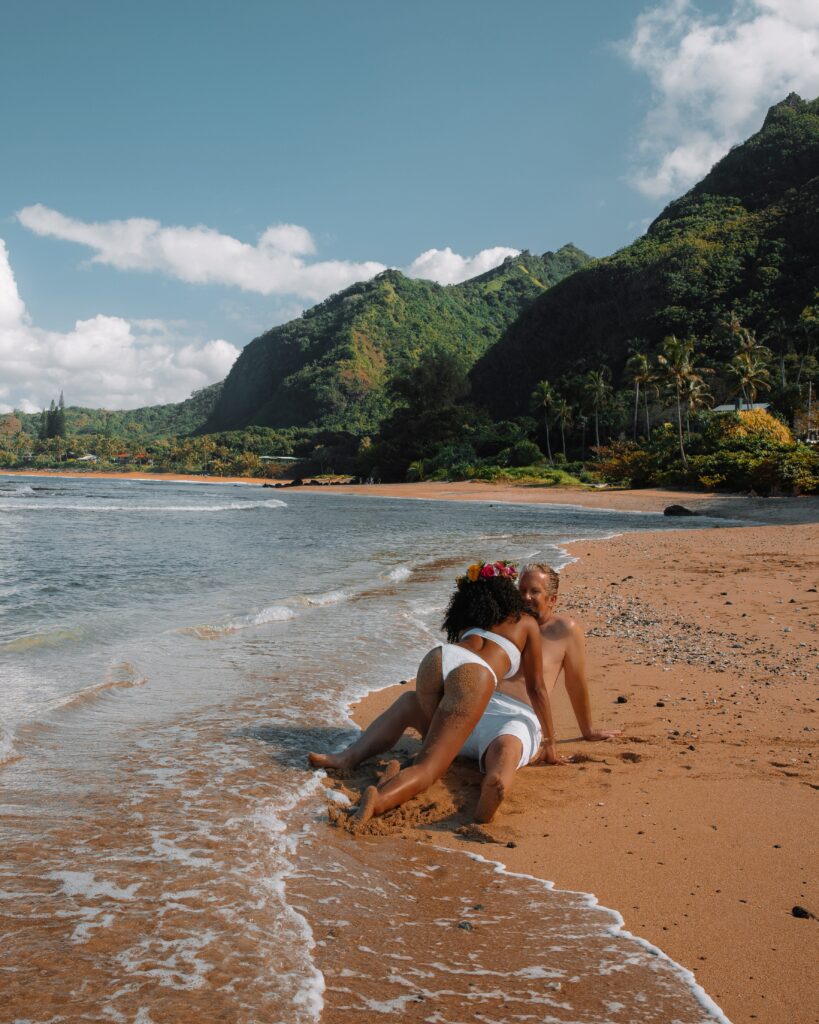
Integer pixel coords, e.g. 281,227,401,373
471,94,819,417
204,246,591,434
19,383,222,440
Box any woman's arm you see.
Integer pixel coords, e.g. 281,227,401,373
520,618,565,765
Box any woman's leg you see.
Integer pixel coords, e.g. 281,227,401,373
354,663,495,820
415,647,445,721
308,692,429,771
474,735,524,823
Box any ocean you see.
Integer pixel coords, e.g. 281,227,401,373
0,474,730,1023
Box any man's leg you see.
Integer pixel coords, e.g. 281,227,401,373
474,735,523,824
308,691,428,771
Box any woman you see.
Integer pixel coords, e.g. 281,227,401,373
350,561,561,824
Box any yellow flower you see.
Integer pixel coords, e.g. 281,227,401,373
467,563,481,582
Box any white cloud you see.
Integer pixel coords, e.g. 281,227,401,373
16,203,519,296
0,239,239,413
621,0,819,199
16,204,386,302
404,246,520,285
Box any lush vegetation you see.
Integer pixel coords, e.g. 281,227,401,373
4,96,818,495
596,409,819,495
16,383,222,440
205,247,590,434
471,95,819,427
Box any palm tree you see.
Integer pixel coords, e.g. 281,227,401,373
682,374,713,436
583,368,612,451
530,379,555,465
554,397,574,459
729,351,771,407
656,335,711,468
626,350,653,440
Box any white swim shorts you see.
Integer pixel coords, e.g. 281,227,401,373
459,692,542,771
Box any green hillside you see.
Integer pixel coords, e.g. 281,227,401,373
204,246,591,434
19,383,222,440
471,94,819,417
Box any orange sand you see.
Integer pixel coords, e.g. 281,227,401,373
340,522,819,1024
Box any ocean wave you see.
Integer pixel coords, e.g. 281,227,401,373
299,588,353,607
0,728,19,768
0,626,86,652
189,603,298,638
0,499,287,512
188,584,357,640
385,565,412,582
50,663,147,712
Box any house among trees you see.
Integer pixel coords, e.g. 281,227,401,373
708,401,773,413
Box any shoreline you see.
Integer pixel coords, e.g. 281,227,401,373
334,518,818,1024
5,468,819,524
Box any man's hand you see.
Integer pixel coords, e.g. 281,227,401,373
531,741,569,766
582,728,622,741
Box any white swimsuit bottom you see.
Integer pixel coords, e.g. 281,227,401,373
438,642,498,686
459,692,542,772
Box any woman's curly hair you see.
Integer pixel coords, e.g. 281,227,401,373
442,575,535,643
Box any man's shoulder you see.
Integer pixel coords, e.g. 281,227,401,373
540,612,584,640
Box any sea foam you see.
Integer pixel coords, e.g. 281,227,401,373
0,499,287,512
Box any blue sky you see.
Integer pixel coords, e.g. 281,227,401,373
1,0,818,412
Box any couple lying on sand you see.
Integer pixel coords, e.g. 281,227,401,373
309,561,618,825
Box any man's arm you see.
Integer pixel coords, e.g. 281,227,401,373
521,618,567,765
562,619,621,741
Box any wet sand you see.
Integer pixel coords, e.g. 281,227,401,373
333,521,819,1024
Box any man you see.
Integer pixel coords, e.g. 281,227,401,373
309,563,619,822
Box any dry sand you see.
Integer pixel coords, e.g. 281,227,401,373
327,519,818,1024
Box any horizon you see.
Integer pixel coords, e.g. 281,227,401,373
1,0,818,413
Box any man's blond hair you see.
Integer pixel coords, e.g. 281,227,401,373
521,563,560,596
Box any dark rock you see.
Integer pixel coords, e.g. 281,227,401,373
287,478,304,487
616,695,628,704
506,841,517,848
791,905,812,919
458,921,473,930
656,700,665,707
664,504,699,517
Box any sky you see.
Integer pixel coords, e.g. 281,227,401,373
1,0,818,413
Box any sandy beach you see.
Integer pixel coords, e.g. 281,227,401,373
317,513,818,1024
4,470,818,1020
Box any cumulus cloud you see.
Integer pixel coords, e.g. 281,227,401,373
620,0,819,199
17,203,518,297
0,240,239,413
404,246,520,285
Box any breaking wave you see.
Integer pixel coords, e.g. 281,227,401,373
0,500,287,513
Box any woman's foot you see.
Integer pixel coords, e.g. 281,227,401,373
376,759,401,788
473,772,507,824
307,750,354,771
351,785,379,826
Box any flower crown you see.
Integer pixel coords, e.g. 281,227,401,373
457,561,518,587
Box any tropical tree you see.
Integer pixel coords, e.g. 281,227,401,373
625,350,654,440
554,397,574,459
682,374,713,435
729,351,771,408
656,335,711,467
583,368,612,451
530,379,555,465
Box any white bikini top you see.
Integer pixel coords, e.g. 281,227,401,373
460,628,521,679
